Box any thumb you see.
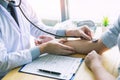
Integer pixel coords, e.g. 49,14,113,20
80,31,91,40
58,38,68,44
39,35,46,39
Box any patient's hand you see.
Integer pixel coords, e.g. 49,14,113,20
64,39,94,54
85,50,102,70
63,38,107,54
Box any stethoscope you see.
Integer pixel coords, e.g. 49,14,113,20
9,0,77,38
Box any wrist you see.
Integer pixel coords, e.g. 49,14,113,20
39,43,47,54
66,28,78,36
65,30,68,36
91,62,103,72
95,39,108,54
56,30,66,38
30,47,40,60
65,29,73,36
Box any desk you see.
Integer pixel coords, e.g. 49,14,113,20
2,27,120,80
2,46,120,80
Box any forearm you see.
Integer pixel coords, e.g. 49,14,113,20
64,39,109,54
0,50,32,72
91,65,116,80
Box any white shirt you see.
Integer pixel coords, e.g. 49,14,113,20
0,0,65,78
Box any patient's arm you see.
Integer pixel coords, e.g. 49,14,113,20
64,39,109,55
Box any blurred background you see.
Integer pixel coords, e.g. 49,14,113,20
28,0,120,27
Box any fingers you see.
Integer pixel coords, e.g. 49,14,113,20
81,26,93,40
85,50,97,67
38,35,54,39
34,39,42,46
40,39,76,55
36,35,54,44
58,38,67,44
85,50,102,70
38,35,46,39
86,50,97,57
85,27,93,38
85,50,100,63
80,31,92,40
60,49,75,55
62,44,75,51
59,43,75,53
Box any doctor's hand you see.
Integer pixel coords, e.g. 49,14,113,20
66,26,93,40
39,39,75,55
35,35,54,46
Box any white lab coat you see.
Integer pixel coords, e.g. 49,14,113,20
0,0,58,78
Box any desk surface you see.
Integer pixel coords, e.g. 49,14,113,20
2,54,86,80
2,27,120,80
2,46,120,80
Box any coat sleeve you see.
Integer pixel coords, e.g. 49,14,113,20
101,15,120,48
0,38,32,73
